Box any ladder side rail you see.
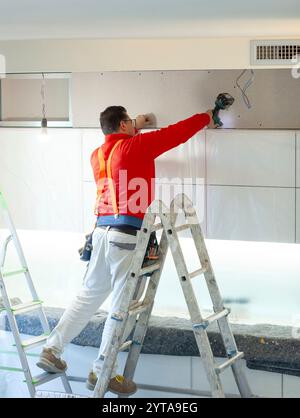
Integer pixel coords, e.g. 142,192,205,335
93,212,156,398
1,200,51,334
171,194,224,312
160,208,225,398
172,194,253,398
0,272,36,397
0,235,12,268
0,193,72,395
123,229,169,381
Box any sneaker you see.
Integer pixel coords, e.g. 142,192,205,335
36,348,67,374
86,371,137,396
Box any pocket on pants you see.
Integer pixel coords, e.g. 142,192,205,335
108,231,137,252
109,241,136,251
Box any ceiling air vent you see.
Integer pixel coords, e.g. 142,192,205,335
250,40,300,65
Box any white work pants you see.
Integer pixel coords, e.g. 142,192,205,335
44,227,145,377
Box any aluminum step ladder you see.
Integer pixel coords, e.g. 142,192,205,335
0,192,72,398
93,193,253,398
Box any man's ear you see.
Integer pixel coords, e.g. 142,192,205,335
119,120,126,132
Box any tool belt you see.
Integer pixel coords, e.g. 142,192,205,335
79,227,159,269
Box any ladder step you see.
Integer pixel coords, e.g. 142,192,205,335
216,352,244,374
0,349,39,358
16,334,49,351
0,365,24,372
1,268,28,278
193,308,231,330
189,266,207,279
0,297,22,312
119,340,133,352
175,224,192,233
152,223,163,232
140,262,160,276
30,372,64,386
11,300,43,315
129,302,150,317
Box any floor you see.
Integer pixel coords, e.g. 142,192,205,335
1,330,300,398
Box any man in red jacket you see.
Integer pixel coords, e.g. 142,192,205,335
37,106,216,396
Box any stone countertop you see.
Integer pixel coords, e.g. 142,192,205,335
3,307,300,377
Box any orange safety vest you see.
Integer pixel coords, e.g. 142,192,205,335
94,140,123,218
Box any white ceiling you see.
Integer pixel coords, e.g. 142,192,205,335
0,0,299,40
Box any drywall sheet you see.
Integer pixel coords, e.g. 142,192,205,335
72,69,300,129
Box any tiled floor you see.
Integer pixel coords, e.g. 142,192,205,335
1,330,299,398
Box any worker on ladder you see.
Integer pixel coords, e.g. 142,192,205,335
37,106,217,396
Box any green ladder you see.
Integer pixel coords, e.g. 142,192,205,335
0,192,72,397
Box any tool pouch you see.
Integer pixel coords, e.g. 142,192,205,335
78,232,93,262
142,232,160,276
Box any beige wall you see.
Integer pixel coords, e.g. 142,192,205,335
1,37,300,73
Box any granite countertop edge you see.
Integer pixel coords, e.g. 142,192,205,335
2,306,300,377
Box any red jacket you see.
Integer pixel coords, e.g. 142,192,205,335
90,113,210,228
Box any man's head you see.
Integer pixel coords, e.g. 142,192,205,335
100,106,136,136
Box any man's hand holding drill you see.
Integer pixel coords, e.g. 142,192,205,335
206,109,219,129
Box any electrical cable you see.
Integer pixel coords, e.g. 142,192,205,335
40,73,47,130
235,69,255,109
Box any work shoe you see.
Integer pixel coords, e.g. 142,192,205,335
36,348,67,374
86,371,137,396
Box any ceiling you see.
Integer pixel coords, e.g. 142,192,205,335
0,0,299,40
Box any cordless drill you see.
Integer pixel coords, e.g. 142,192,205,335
212,93,235,127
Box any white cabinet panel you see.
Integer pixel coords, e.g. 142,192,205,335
83,181,97,232
155,132,206,181
297,189,300,243
206,130,295,187
155,182,206,235
82,129,104,182
0,128,82,232
297,132,300,188
207,186,295,243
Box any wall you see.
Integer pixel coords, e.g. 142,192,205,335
2,68,300,129
1,127,300,243
0,37,300,73
206,130,297,243
71,69,300,129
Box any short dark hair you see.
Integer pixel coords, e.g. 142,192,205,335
100,106,127,134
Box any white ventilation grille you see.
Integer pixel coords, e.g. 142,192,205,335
251,40,300,65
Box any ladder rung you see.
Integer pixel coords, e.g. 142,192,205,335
30,372,64,386
140,262,160,276
175,224,192,233
119,340,133,352
0,349,39,358
0,365,24,372
17,334,49,351
216,352,244,374
152,223,163,231
11,300,43,315
193,308,231,330
1,268,28,278
189,267,207,279
129,303,150,317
